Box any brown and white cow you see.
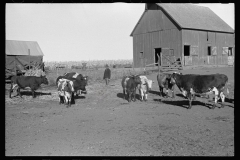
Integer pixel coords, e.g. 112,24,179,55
171,73,229,109
121,75,142,102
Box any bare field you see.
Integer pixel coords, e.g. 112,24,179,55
5,67,234,156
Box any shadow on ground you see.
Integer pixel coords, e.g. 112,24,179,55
153,98,213,109
14,91,52,97
117,93,142,101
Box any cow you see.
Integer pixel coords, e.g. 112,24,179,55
157,72,177,98
121,75,142,102
9,75,49,98
56,75,87,96
63,72,88,86
138,75,154,101
57,79,74,107
171,73,229,109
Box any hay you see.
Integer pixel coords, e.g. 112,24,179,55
24,69,46,77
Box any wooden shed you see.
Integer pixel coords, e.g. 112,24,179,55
130,3,235,68
6,40,44,78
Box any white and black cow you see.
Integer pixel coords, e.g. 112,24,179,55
171,73,229,109
63,72,88,86
138,75,154,101
57,78,74,107
56,74,87,96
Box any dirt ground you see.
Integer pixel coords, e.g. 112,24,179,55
5,67,234,156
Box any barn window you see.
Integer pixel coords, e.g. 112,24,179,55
184,45,190,56
190,46,199,55
228,47,233,56
139,52,144,59
208,46,211,56
222,47,228,55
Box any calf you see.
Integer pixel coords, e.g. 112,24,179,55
121,75,141,102
57,79,74,107
138,75,154,101
9,75,48,98
157,73,176,98
172,73,229,109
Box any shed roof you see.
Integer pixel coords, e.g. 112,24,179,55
157,3,234,33
130,3,234,36
6,40,44,56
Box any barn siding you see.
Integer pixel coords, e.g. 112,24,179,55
133,8,178,35
181,29,234,66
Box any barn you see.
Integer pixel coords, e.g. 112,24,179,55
130,3,235,69
6,40,44,78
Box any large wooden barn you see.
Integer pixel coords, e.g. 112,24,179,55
130,3,235,68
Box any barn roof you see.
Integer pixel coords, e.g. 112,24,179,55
6,40,44,56
157,3,234,33
130,3,234,36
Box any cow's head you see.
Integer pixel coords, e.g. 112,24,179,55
134,75,142,85
74,80,87,92
146,79,153,91
42,76,49,85
64,81,74,93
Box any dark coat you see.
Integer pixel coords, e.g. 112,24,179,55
103,68,111,79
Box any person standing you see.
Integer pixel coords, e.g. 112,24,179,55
103,64,111,85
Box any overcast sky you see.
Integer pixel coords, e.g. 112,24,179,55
6,3,234,62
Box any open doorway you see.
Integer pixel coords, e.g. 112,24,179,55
184,45,190,56
155,48,161,66
228,47,233,56
208,46,212,56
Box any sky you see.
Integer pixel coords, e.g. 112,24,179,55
6,3,234,62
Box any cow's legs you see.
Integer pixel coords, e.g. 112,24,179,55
71,92,75,104
187,92,193,109
123,89,126,100
145,93,148,101
9,83,13,98
64,95,68,106
17,88,22,98
139,89,143,101
166,89,169,97
212,87,219,109
59,97,61,104
133,90,136,102
127,92,131,102
159,86,163,97
32,89,36,98
220,92,225,108
171,87,175,98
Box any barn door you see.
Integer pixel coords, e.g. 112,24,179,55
161,48,170,66
207,46,217,65
184,45,192,66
